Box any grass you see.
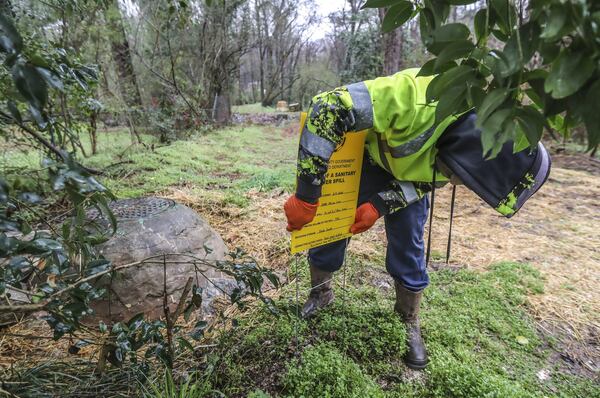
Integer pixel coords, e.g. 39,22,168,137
183,260,597,398
1,125,297,205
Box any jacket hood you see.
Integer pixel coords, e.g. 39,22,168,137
436,112,551,217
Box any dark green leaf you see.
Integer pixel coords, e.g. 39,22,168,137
523,88,543,109
467,86,486,108
0,14,23,54
178,337,194,352
428,23,471,54
25,238,62,254
491,28,509,42
481,108,512,158
539,4,566,40
28,104,47,128
474,8,491,43
0,180,8,203
490,0,516,35
433,40,475,69
433,23,470,42
545,51,595,99
29,54,50,69
477,88,509,126
419,8,436,46
425,0,449,27
515,106,545,147
36,67,64,91
426,65,475,103
94,195,117,233
486,49,511,79
12,64,48,111
8,256,31,272
499,22,540,77
538,41,560,64
183,302,195,321
7,100,21,123
582,80,600,149
435,85,467,123
127,313,145,330
190,320,208,340
85,258,111,276
523,69,548,83
265,272,280,288
192,286,203,307
382,1,414,33
433,23,471,43
417,58,457,76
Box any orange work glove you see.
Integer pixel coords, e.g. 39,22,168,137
284,195,319,231
350,202,380,234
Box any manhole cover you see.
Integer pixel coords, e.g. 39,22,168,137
87,197,176,221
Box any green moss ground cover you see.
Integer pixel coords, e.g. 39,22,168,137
195,260,597,398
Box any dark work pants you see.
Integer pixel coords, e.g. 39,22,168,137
307,155,430,292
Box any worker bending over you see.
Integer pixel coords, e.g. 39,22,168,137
283,68,550,370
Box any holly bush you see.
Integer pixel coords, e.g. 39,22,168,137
365,0,600,156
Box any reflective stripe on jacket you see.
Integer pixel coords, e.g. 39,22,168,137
296,68,456,215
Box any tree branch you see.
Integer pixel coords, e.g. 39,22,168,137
0,254,215,315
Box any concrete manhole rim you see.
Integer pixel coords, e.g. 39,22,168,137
86,197,176,221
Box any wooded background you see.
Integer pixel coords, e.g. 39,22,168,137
2,0,492,139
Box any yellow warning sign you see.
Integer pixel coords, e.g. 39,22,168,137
291,113,367,254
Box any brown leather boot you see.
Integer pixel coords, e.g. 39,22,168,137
394,280,428,370
300,265,334,319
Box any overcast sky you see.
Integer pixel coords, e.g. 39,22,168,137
121,0,350,40
307,0,348,40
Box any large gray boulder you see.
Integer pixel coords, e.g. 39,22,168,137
89,197,235,323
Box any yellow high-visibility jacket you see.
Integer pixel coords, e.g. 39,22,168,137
296,68,458,215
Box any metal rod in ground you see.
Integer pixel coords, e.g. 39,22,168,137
341,237,350,357
446,185,457,264
294,254,300,350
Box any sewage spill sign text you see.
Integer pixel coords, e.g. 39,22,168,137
291,113,366,254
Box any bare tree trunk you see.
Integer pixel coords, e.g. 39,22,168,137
107,1,143,143
379,8,403,75
250,50,258,103
212,93,231,125
89,112,98,155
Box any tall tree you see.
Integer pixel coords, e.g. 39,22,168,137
328,0,382,83
106,0,143,140
249,0,315,106
378,8,403,75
